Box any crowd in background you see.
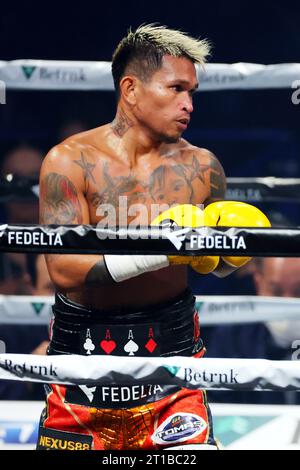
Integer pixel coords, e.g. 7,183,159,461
1,48,300,404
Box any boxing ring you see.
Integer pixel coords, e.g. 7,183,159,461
2,292,300,450
1,60,300,450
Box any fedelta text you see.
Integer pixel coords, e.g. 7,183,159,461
6,231,63,246
88,384,164,403
187,233,246,250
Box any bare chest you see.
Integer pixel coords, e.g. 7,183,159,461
85,157,210,225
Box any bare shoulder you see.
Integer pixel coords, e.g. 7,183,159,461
44,127,103,166
179,139,220,162
41,125,109,179
40,143,80,191
179,139,227,203
43,142,77,167
40,141,86,200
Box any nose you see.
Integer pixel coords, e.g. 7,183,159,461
180,92,193,114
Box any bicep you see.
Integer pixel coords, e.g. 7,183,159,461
39,166,89,225
203,152,227,207
39,160,90,279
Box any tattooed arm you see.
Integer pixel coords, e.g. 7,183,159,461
201,151,227,206
198,150,238,278
39,145,112,291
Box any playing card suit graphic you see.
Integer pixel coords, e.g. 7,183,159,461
124,340,139,356
83,338,95,355
145,338,157,353
100,339,116,354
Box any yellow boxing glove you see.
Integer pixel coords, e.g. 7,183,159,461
204,201,271,268
151,204,220,274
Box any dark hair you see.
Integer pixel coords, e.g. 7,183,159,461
111,24,210,97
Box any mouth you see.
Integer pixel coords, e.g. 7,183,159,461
176,118,190,130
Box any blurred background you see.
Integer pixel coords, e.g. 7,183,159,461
1,0,299,195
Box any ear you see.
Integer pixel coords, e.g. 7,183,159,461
119,75,138,106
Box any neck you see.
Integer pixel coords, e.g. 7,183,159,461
111,105,163,164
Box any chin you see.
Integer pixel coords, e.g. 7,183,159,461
160,133,181,144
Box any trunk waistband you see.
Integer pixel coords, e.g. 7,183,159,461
48,289,203,357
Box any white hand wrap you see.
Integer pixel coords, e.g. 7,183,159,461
104,255,169,282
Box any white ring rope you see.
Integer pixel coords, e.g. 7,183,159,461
2,175,300,203
0,61,299,91
0,354,300,392
197,296,300,325
1,295,300,325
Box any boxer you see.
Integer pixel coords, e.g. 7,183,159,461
37,24,270,450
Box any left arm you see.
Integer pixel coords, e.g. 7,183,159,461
201,150,239,278
202,150,227,206
200,151,271,277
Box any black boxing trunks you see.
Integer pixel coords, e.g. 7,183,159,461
37,289,217,450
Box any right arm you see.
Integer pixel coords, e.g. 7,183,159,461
40,146,168,290
40,146,112,291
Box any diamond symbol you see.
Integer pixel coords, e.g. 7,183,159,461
145,338,157,353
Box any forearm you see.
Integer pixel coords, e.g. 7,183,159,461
46,253,169,290
46,254,113,291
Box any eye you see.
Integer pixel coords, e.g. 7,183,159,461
171,85,182,92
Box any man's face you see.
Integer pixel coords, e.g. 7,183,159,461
254,258,300,297
134,55,198,143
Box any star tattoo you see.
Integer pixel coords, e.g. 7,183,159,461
74,152,96,191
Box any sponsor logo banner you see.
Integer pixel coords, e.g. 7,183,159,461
65,384,180,408
36,427,92,450
152,413,207,445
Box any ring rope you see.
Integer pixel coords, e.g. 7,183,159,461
226,177,300,203
1,295,300,325
2,175,300,204
1,354,300,392
0,224,299,256
1,61,299,91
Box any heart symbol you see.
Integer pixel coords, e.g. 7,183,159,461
100,340,116,354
